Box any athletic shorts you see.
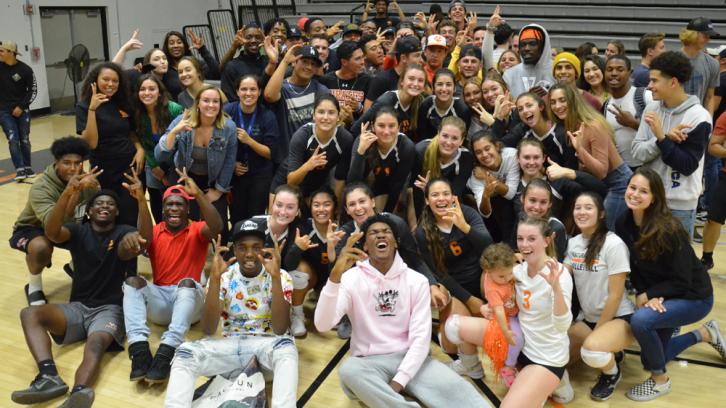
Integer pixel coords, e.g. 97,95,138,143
582,314,632,331
517,353,565,379
51,302,125,351
708,172,726,224
9,226,46,253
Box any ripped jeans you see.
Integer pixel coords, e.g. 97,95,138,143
0,109,31,170
164,335,298,408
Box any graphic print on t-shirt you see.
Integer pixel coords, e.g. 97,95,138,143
374,289,399,316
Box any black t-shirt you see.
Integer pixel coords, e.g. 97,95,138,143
57,223,137,307
367,16,400,30
283,218,330,280
0,60,34,111
417,97,472,141
75,100,136,184
319,71,372,121
352,91,419,141
287,123,353,196
366,69,400,103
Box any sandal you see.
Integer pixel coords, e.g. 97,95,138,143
24,284,47,306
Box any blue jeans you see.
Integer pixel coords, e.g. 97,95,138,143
603,163,633,231
701,153,721,212
165,335,298,407
630,296,713,375
122,280,205,348
671,208,696,239
0,109,31,169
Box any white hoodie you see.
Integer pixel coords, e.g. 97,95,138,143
502,24,554,98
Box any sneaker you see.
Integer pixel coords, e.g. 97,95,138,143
57,387,95,408
500,366,517,388
14,168,26,181
290,308,307,338
626,377,671,401
11,373,68,404
24,167,35,178
702,257,715,271
448,358,484,380
704,320,726,363
337,315,352,340
128,341,153,381
590,365,621,401
693,229,703,243
551,370,574,404
696,211,708,226
145,344,176,384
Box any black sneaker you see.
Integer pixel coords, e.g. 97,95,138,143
145,344,176,384
702,257,715,271
58,387,94,408
590,365,621,401
24,167,35,178
14,168,26,181
11,373,68,404
128,341,153,381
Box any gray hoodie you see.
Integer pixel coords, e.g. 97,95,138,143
631,95,711,210
502,24,553,98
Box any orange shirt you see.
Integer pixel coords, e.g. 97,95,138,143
148,221,209,286
483,273,518,317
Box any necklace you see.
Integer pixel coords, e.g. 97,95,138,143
287,78,313,96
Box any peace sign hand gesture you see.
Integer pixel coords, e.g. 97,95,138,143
305,146,328,171
472,103,494,126
187,29,204,50
122,166,145,202
175,167,202,197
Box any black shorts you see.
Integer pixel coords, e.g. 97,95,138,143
9,226,46,253
517,353,566,379
582,313,632,331
708,172,726,224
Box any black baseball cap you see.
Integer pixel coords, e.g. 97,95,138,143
343,23,362,37
231,219,266,242
395,36,422,55
288,26,303,39
687,17,720,38
295,45,323,66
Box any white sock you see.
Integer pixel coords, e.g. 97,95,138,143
292,305,304,316
459,352,480,367
603,363,618,375
28,273,42,294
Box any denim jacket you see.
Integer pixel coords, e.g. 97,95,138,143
155,115,238,192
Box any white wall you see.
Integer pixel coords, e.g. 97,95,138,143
0,0,222,110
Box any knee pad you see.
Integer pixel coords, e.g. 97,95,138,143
444,314,463,345
289,270,310,290
580,347,612,368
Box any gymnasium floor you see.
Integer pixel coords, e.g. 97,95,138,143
2,114,726,407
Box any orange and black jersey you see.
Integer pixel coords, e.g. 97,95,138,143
347,133,415,213
415,205,492,303
352,91,420,142
283,218,330,280
250,215,303,265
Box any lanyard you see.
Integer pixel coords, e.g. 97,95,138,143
237,104,258,136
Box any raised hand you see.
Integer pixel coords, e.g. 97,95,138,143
175,167,202,197
294,228,319,251
357,122,378,154
538,258,564,289
493,92,514,120
545,157,575,181
643,112,664,140
122,166,145,202
211,234,236,280
442,196,467,230
607,104,639,130
365,0,375,13
187,29,204,49
259,234,285,278
78,166,103,190
330,231,367,279
283,43,303,65
173,110,193,134
326,222,346,248
237,127,252,145
488,5,504,28
123,29,143,52
263,36,280,65
89,83,109,111
413,170,430,191
666,123,691,144
466,12,478,34
232,27,246,49
305,146,328,171
472,103,494,126
566,122,584,150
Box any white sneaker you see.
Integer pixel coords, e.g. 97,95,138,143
551,369,574,404
448,358,484,380
290,309,307,337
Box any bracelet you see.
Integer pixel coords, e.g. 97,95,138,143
88,108,96,112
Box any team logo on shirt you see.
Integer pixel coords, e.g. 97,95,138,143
374,289,399,316
107,240,114,252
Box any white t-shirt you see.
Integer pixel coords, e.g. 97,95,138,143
513,260,573,367
564,232,635,323
605,87,653,168
467,147,520,216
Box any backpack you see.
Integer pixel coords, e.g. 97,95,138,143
603,87,647,119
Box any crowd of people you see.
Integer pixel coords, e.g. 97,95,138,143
5,1,726,407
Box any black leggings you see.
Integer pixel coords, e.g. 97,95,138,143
230,173,273,226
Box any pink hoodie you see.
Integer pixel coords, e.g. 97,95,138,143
314,253,432,387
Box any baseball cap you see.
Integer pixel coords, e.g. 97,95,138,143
0,40,21,55
449,0,466,11
343,23,362,37
231,218,266,242
426,34,448,49
687,17,720,38
395,36,422,55
288,26,303,39
162,185,195,202
295,45,323,66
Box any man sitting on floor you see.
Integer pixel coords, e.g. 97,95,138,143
12,172,147,408
10,136,96,305
124,168,222,384
164,219,297,408
314,214,491,407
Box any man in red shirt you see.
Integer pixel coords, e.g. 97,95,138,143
123,169,222,384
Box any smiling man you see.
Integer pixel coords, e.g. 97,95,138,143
123,171,222,384
503,24,553,98
315,214,490,407
220,25,274,102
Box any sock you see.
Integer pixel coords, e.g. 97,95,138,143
37,359,58,376
703,252,713,262
292,305,304,315
71,385,88,394
28,272,43,294
459,352,480,367
602,363,618,375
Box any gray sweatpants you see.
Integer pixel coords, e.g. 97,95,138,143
338,351,492,408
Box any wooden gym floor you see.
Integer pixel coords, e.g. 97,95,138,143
2,114,726,407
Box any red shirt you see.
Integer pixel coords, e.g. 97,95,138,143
148,221,209,286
